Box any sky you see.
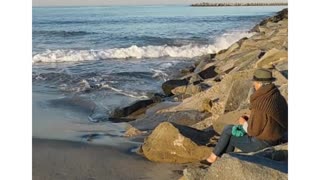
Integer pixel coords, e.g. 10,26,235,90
33,0,288,7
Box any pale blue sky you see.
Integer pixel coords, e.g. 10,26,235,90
33,0,288,7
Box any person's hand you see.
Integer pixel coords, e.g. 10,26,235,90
238,116,247,125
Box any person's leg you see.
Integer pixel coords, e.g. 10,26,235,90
213,125,234,156
205,131,273,164
205,125,233,163
223,135,250,154
225,140,236,153
228,135,272,153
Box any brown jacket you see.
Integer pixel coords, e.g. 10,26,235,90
247,84,288,141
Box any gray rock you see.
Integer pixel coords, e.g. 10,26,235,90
183,143,288,180
274,61,288,78
145,101,180,116
184,153,287,180
129,110,211,131
255,48,287,69
273,70,288,87
180,66,196,76
141,122,213,163
279,84,288,102
183,167,207,180
162,79,189,96
232,50,263,72
194,54,216,74
110,99,155,121
198,65,218,80
172,83,211,96
216,42,240,61
224,79,252,113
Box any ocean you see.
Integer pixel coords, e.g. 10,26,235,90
32,5,286,145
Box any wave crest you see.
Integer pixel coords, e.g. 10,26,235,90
32,31,254,63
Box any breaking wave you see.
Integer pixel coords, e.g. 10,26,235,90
32,31,254,63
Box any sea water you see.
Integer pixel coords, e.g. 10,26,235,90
32,5,286,145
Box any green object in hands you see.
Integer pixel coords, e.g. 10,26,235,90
231,125,246,137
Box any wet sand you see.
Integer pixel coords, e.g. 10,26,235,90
33,138,185,180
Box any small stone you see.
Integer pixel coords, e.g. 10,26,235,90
124,125,145,137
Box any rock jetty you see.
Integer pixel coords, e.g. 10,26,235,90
112,8,288,180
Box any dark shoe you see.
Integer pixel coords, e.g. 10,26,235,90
200,160,212,166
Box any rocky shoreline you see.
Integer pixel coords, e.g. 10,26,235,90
110,8,288,179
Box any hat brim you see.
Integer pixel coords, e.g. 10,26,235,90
252,76,276,82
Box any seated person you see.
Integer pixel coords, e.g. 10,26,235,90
202,68,288,165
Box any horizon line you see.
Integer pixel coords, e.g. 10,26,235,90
32,3,288,8
32,4,190,8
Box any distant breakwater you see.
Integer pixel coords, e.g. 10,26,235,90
191,2,288,7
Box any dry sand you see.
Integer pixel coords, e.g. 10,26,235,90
33,138,185,180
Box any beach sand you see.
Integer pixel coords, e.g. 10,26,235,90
33,138,184,180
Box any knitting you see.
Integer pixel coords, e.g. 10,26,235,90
231,125,246,137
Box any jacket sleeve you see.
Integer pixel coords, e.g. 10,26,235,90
247,109,268,137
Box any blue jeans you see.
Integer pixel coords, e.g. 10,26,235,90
213,125,274,156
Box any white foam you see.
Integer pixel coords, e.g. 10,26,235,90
32,31,254,63
101,84,149,99
210,31,253,50
151,69,169,81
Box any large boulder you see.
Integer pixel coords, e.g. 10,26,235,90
182,142,288,180
183,153,287,180
255,48,287,68
224,79,252,113
230,50,263,72
214,50,253,73
141,122,213,163
216,42,240,61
